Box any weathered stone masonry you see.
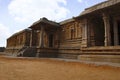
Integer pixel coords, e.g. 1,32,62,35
5,0,120,63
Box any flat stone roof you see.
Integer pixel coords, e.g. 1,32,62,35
60,18,75,25
8,29,31,39
78,0,120,17
30,17,60,28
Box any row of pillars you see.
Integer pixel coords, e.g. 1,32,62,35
29,13,117,48
82,13,112,47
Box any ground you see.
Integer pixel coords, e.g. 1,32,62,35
0,55,120,80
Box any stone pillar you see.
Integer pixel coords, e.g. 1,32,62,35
30,30,33,47
102,13,111,46
39,26,44,48
75,22,78,38
81,19,88,48
113,19,119,45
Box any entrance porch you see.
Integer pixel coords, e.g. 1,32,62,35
81,3,120,48
29,18,60,57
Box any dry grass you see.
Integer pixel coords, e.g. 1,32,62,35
0,55,120,80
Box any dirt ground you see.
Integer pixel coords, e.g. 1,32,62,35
0,55,120,80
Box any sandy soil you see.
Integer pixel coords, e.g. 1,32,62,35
0,55,120,80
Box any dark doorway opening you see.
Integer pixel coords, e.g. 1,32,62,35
110,18,114,46
94,17,105,46
71,29,74,39
49,34,53,47
32,31,38,46
117,20,120,45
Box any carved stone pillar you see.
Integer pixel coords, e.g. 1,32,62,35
30,30,33,47
39,26,44,48
81,19,88,48
103,13,111,46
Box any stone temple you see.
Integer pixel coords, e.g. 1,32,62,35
5,0,120,63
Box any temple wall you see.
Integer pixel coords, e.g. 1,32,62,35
60,21,82,49
6,29,31,54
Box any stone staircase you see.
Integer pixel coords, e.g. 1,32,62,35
17,47,37,57
81,46,120,55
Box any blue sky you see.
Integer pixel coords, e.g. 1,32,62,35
0,0,106,47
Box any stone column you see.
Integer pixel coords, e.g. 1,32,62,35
30,30,33,47
102,13,111,46
39,26,44,48
113,19,119,45
81,19,88,48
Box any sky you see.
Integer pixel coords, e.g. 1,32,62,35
0,0,107,47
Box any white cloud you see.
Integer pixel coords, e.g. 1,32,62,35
8,0,69,23
78,0,83,3
78,0,89,7
0,23,11,47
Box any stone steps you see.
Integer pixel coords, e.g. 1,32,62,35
78,47,120,63
81,46,120,55
17,47,37,57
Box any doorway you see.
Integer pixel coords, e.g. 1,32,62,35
71,29,74,39
49,34,53,47
93,17,105,46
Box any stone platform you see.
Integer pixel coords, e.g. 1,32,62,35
78,46,120,63
78,55,120,63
